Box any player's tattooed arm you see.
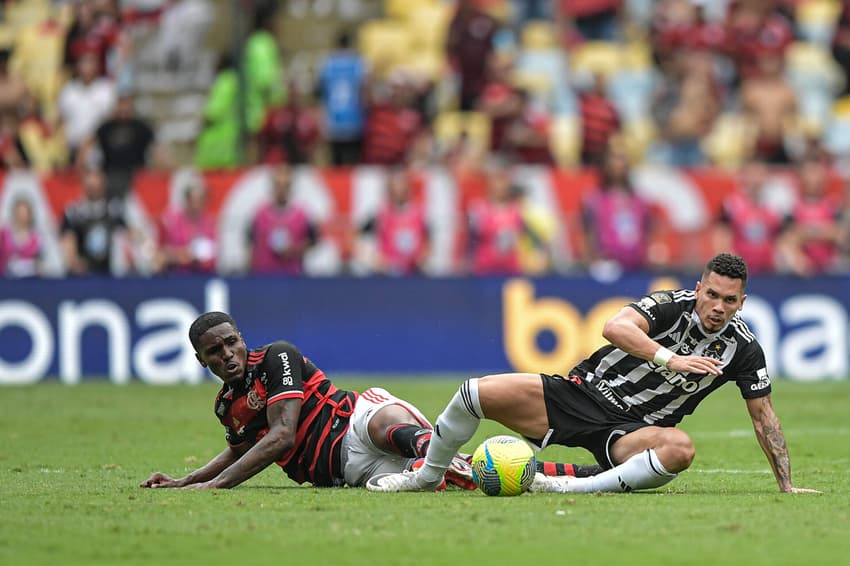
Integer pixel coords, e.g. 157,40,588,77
203,398,300,489
746,395,820,494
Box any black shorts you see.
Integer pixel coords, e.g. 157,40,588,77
527,373,651,469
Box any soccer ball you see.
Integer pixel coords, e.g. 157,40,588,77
470,435,536,496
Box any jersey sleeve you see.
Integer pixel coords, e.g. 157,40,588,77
731,341,772,399
627,290,684,336
262,341,308,406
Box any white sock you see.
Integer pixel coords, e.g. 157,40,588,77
418,379,482,485
554,449,676,493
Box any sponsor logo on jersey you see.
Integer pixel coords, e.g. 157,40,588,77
279,352,291,377
751,367,771,391
595,380,629,412
653,365,700,393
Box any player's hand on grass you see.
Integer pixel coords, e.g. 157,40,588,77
667,355,723,376
140,472,182,488
783,486,822,494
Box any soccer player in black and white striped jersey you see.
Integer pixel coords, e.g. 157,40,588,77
368,253,820,494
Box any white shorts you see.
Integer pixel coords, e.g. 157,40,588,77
341,387,432,487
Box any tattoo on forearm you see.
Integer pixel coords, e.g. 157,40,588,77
757,398,791,488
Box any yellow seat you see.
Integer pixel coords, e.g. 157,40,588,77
358,20,412,77
399,49,445,81
406,2,452,51
521,21,558,51
621,118,656,164
701,113,757,169
384,0,435,19
796,0,842,27
571,41,623,78
512,70,552,98
10,21,67,122
786,41,842,82
549,114,581,167
435,111,492,153
833,95,850,118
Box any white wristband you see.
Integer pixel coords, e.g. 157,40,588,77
653,347,674,367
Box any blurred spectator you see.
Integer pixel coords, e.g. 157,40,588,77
714,159,785,274
515,184,558,274
82,93,155,198
0,198,43,278
155,0,214,73
361,74,423,166
60,166,127,276
464,158,530,275
833,0,850,97
578,72,621,166
511,0,552,28
318,30,367,166
249,164,317,275
0,48,27,116
63,0,121,78
782,153,844,275
651,0,727,73
155,176,218,274
724,0,794,81
0,111,29,170
447,0,499,111
503,89,553,164
360,167,430,275
555,0,622,45
581,141,653,272
477,54,523,154
57,51,116,161
740,50,797,164
17,93,67,173
243,3,285,133
258,81,320,165
651,50,721,167
194,55,240,169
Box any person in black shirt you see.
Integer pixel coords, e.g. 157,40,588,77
84,93,155,199
139,312,481,490
60,166,127,275
368,254,820,495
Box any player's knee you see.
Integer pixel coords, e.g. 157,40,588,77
662,429,695,472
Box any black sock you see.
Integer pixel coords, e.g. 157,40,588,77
386,424,432,458
536,461,605,477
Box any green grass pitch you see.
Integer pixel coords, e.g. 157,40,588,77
1,378,848,565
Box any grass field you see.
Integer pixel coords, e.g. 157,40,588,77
1,378,848,565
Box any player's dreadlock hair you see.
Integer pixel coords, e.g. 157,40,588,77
704,253,748,287
189,311,239,351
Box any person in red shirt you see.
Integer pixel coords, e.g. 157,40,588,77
447,0,499,111
579,73,621,166
257,82,320,165
139,311,479,489
724,0,794,81
361,75,423,166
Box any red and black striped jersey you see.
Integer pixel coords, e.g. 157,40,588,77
214,341,358,486
573,289,771,426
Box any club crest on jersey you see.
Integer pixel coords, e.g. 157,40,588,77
246,389,265,410
704,339,727,361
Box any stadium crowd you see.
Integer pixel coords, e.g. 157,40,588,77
2,0,850,278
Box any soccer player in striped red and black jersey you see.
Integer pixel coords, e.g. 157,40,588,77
139,312,449,489
368,253,820,495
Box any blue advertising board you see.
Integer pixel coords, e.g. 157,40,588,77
0,274,848,384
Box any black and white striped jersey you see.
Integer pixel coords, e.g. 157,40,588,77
573,289,771,427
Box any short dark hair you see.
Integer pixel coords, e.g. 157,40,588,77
703,253,748,286
189,311,238,351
